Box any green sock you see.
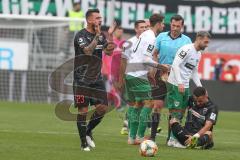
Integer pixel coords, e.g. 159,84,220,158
170,130,177,139
129,107,141,139
137,107,152,138
127,106,134,130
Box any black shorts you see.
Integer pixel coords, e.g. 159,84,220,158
172,122,212,147
151,70,167,100
73,80,108,108
171,122,192,145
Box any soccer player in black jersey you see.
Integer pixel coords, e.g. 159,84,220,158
73,8,116,151
170,87,218,149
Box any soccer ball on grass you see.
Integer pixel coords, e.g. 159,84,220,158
139,140,158,157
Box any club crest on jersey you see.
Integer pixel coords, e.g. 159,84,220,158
148,91,152,97
147,44,154,53
78,37,83,43
179,50,187,59
78,37,85,47
174,100,180,107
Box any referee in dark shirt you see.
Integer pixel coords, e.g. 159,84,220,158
170,87,218,149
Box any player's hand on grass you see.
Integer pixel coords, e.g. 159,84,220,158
178,84,185,93
184,135,193,146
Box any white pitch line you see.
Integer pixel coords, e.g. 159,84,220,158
0,129,77,135
1,129,240,145
214,129,240,133
1,129,240,135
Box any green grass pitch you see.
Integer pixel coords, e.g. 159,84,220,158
0,101,240,160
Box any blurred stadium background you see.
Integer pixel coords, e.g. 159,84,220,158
0,0,240,159
0,0,239,108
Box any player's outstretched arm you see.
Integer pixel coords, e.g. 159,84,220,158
116,57,127,93
103,21,117,55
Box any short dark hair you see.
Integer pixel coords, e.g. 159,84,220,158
116,26,123,30
193,87,207,97
85,9,100,19
134,20,146,28
196,31,211,39
149,14,164,27
73,2,80,6
170,14,184,25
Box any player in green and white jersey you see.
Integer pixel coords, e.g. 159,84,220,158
118,14,167,144
167,31,211,147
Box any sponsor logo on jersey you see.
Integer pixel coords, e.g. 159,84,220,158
184,63,195,70
189,108,206,120
203,108,208,114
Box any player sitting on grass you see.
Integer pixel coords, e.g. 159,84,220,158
170,87,218,149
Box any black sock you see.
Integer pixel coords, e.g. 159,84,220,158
171,122,187,145
77,114,87,145
198,134,211,146
167,115,171,142
203,142,214,149
86,111,104,135
150,113,160,140
147,118,152,128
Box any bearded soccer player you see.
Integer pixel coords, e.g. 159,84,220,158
119,20,148,135
170,87,218,149
166,31,211,147
73,9,116,151
151,15,192,142
118,14,167,144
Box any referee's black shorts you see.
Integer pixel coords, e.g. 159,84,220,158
73,80,108,108
151,70,167,100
